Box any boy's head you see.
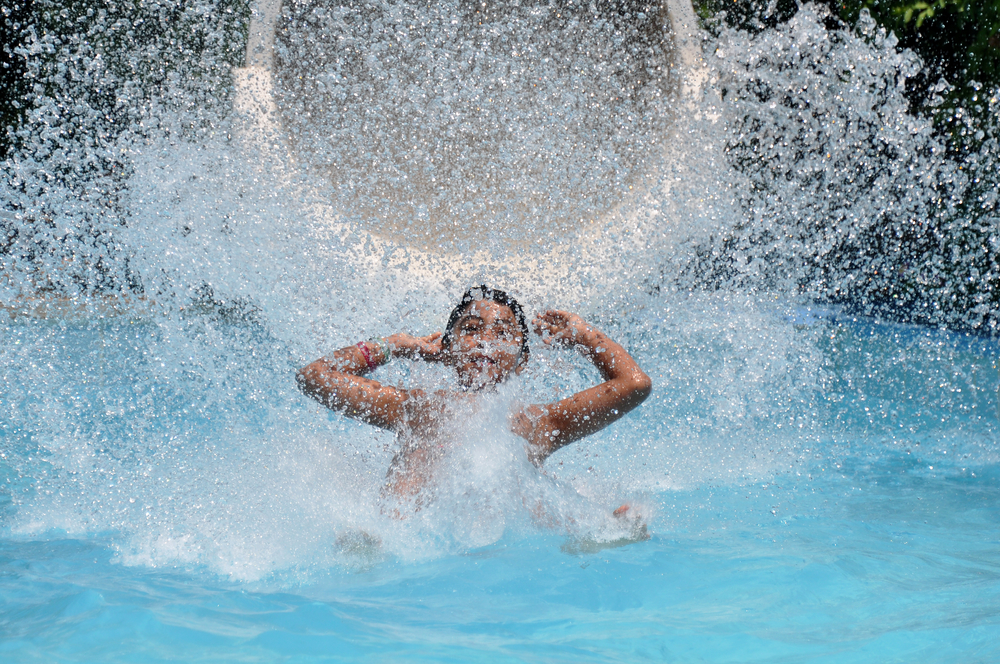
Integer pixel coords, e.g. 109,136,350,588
442,286,529,389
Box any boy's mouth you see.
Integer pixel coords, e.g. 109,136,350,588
471,355,496,367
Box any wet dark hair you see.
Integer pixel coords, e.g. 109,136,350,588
442,285,530,361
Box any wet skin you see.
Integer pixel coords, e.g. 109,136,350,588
297,299,651,497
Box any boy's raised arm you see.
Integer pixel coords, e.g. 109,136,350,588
511,310,651,465
296,332,443,431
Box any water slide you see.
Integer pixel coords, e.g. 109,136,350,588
230,0,716,292
3,0,720,317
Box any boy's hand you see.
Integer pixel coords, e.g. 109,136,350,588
532,310,591,346
386,332,444,362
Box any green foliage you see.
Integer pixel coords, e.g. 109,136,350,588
840,0,999,121
0,0,251,158
694,0,801,30
689,0,1000,333
896,0,966,29
695,0,1000,115
1,0,252,297
0,0,33,158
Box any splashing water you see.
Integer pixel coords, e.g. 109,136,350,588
1,0,999,660
671,6,1000,331
274,0,672,249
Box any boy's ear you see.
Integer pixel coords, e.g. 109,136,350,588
514,354,528,375
441,347,456,366
440,335,457,366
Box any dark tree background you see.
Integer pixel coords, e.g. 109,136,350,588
688,0,1000,334
696,0,1000,121
1,0,32,158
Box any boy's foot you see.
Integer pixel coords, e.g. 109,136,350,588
613,503,649,541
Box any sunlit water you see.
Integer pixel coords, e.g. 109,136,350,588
2,0,1000,661
3,300,998,661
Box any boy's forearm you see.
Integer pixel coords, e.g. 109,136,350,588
296,344,380,403
317,340,391,377
572,323,632,381
296,332,418,407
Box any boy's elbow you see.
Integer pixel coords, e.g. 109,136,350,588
296,363,322,393
634,371,652,402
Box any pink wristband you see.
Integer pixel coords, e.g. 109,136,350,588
356,341,377,371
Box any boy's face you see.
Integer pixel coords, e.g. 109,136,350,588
447,300,525,390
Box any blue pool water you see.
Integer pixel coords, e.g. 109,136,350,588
3,0,999,660
3,304,998,662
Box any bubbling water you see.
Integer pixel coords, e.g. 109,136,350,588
1,309,661,579
1,0,997,580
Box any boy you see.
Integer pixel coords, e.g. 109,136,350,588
297,286,651,500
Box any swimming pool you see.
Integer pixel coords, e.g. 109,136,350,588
3,0,999,660
3,300,998,662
